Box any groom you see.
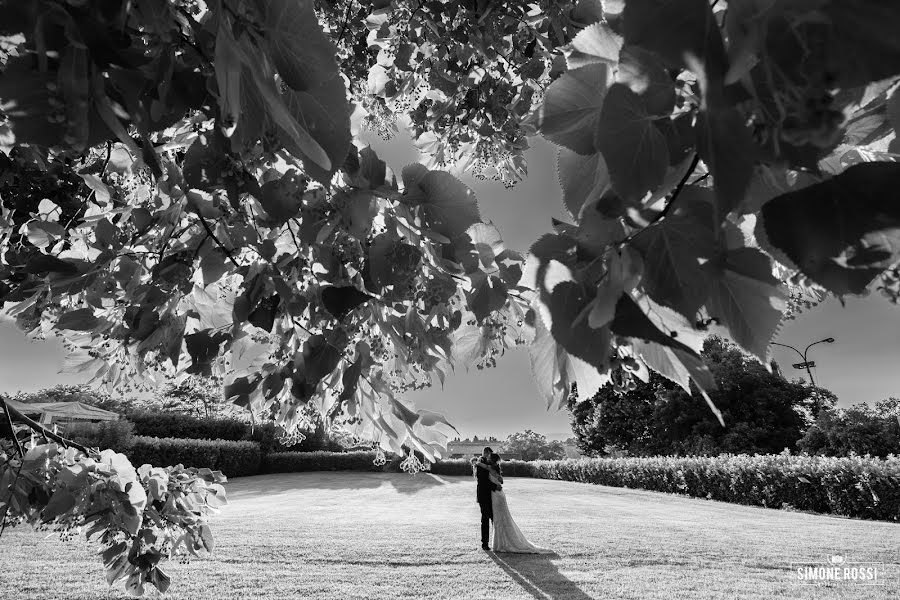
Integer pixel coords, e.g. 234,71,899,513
473,446,497,550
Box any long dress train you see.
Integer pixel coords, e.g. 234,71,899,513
490,489,553,554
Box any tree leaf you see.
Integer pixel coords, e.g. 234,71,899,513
565,22,623,69
528,306,571,409
622,0,727,83
256,0,340,92
888,85,900,139
759,162,900,295
696,107,755,219
588,247,643,328
595,83,669,203
535,262,611,372
259,169,305,225
339,190,377,239
704,247,787,362
41,488,76,521
531,63,610,155
321,285,374,320
557,148,610,219
609,293,701,358
400,169,480,239
214,18,243,137
468,271,508,322
630,214,716,319
56,308,101,332
280,76,351,184
616,45,676,116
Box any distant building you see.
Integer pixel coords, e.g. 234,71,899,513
446,441,522,461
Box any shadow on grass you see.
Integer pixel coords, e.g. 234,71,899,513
226,472,469,498
490,552,594,600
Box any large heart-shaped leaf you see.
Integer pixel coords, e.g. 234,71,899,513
530,63,610,155
595,83,669,203
630,213,716,319
759,162,900,295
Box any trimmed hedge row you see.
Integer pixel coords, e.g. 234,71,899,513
125,436,262,478
263,450,385,473
528,453,900,522
430,459,536,478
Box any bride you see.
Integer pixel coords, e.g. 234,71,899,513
475,453,553,554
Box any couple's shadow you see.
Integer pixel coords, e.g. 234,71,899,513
489,551,594,600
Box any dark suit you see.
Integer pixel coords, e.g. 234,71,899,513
475,458,497,547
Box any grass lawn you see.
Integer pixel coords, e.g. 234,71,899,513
1,472,897,599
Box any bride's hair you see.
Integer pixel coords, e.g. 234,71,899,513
490,452,501,466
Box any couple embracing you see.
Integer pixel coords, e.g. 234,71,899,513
472,447,552,554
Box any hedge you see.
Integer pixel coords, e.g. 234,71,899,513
258,452,900,521
125,436,262,478
263,450,385,473
124,412,344,453
430,459,536,478
528,453,900,522
126,411,248,441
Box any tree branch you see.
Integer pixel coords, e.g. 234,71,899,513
1,397,23,458
0,396,90,455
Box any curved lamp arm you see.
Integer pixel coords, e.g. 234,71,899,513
770,342,805,362
803,337,835,360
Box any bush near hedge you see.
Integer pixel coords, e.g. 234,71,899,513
66,419,135,452
125,436,261,478
528,453,900,522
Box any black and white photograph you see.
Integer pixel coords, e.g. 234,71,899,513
1,0,899,598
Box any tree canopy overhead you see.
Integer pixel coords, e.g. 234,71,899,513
2,0,900,454
3,0,900,591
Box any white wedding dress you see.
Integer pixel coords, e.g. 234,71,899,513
490,485,553,554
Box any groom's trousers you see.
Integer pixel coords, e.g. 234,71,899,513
478,499,493,547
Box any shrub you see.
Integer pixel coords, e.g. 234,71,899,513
528,453,900,522
263,450,383,473
126,436,261,478
66,419,134,452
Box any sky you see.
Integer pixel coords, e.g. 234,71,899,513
1,133,898,441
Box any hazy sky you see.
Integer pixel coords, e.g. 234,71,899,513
1,134,898,441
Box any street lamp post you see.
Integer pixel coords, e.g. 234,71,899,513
770,337,835,388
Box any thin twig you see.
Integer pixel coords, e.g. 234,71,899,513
336,0,356,44
621,152,700,247
197,215,240,267
101,140,113,174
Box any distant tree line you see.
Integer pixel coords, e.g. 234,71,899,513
567,337,900,458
